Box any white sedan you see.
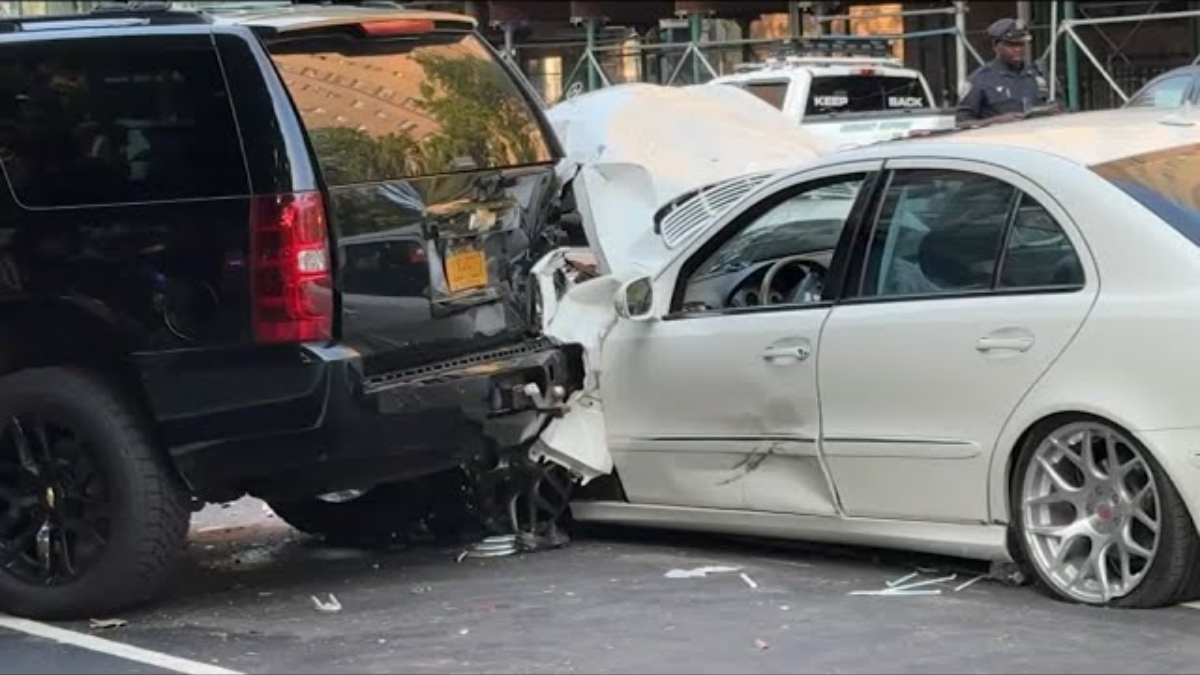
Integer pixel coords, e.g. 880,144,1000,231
533,102,1200,609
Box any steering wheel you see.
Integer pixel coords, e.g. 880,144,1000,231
759,256,828,307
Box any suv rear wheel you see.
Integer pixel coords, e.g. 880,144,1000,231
0,367,190,619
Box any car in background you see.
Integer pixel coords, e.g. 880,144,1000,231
709,40,956,151
534,106,1200,610
1124,65,1200,109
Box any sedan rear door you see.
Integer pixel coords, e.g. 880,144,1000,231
817,159,1099,523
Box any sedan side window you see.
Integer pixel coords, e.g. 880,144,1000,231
857,169,1085,300
998,196,1085,289
859,170,1015,299
680,176,865,313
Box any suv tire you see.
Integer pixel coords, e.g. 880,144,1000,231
0,368,190,619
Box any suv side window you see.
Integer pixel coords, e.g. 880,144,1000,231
857,169,1084,299
680,175,865,313
0,36,248,208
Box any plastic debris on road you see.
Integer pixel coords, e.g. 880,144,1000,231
664,566,742,579
312,594,343,613
850,572,963,597
88,618,128,630
955,575,987,592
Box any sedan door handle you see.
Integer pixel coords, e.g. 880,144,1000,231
762,344,812,363
976,336,1035,353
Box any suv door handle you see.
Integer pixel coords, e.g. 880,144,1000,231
762,341,812,363
976,335,1034,353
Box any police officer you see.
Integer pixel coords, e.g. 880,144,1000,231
957,18,1051,127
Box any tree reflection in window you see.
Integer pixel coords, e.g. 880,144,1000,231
273,34,554,187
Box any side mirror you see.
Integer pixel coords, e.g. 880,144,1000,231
614,276,655,321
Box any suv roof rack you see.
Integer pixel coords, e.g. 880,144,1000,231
0,1,211,34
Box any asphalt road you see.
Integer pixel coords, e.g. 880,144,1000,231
4,499,1200,674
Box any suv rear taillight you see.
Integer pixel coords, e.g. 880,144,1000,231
249,192,333,344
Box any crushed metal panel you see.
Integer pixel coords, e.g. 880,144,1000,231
547,83,831,277
529,274,623,482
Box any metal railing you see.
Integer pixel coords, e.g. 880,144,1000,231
539,29,984,105
1042,1,1200,108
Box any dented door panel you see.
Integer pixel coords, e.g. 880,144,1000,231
600,309,837,515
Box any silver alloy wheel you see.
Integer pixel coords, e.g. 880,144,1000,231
1021,421,1163,604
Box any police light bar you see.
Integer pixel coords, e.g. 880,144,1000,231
772,37,895,60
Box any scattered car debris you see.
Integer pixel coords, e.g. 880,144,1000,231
886,572,919,588
88,618,128,630
989,561,1030,587
849,589,943,597
664,566,743,579
850,571,965,597
740,573,760,590
894,574,958,591
311,594,343,613
466,535,519,559
955,575,988,592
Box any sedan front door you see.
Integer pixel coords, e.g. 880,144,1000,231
601,163,880,515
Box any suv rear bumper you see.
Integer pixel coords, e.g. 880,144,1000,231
145,339,581,502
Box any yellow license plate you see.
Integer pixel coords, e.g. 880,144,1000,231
445,248,488,293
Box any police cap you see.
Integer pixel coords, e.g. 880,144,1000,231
987,18,1032,43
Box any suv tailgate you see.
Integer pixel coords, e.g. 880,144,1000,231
262,19,560,374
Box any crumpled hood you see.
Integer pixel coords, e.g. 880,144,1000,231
547,83,833,277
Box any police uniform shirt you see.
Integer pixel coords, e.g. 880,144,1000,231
957,59,1049,120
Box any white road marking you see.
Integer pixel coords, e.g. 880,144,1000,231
0,615,241,675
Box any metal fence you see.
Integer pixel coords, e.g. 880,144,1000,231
513,30,984,107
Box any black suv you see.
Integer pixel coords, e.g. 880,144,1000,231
0,1,581,618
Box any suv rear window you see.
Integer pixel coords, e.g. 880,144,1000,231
1093,143,1200,245
267,31,555,186
0,36,249,208
806,74,931,116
